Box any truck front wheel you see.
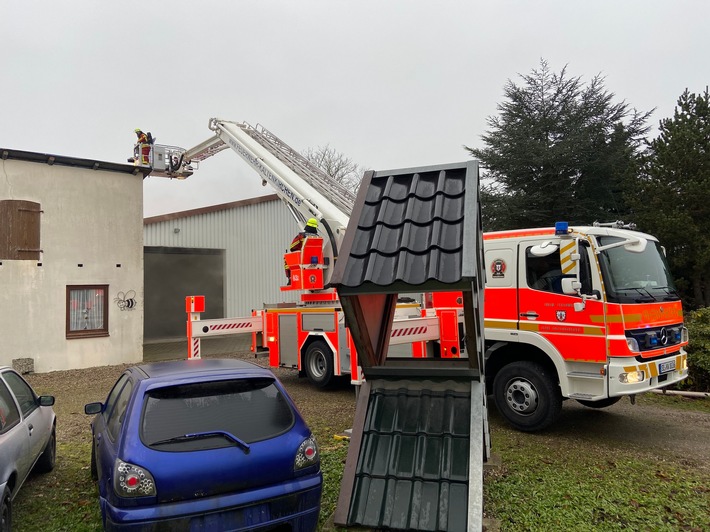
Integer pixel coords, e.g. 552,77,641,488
304,340,334,388
493,361,562,432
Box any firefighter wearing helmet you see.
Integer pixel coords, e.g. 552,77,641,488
285,218,319,285
134,128,152,166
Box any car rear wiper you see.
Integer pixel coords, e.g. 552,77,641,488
150,431,250,454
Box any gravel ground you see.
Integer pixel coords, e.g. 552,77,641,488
24,349,357,448
25,345,710,475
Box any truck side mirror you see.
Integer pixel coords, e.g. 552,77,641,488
561,278,581,295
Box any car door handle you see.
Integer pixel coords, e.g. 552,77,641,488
520,311,539,319
28,423,34,435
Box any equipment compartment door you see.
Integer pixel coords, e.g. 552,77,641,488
278,314,299,368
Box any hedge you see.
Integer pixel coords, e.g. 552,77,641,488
680,307,710,392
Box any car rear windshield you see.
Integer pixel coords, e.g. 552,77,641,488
141,377,295,451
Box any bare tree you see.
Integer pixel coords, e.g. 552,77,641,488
302,144,364,193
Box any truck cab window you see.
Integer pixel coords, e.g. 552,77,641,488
526,248,566,294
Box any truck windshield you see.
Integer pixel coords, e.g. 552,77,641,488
597,236,679,304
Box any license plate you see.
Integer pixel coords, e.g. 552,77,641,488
658,360,676,374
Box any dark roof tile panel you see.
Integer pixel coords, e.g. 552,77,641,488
362,187,465,226
347,380,471,531
333,161,478,291
342,249,464,288
349,221,463,257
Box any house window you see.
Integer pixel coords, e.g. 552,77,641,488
66,285,109,338
0,200,42,260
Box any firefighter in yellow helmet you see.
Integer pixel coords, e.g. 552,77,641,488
134,128,152,166
285,218,318,285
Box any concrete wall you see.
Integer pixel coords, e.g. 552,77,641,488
0,156,144,372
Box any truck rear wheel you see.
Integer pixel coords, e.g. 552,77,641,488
304,340,334,388
576,397,622,409
493,361,562,432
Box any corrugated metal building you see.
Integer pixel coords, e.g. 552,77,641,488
143,194,300,340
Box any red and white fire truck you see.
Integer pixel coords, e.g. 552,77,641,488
425,220,689,430
154,120,689,432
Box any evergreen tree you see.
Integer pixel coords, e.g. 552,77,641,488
468,60,651,230
630,88,710,308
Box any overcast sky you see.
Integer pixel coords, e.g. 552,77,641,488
2,1,707,217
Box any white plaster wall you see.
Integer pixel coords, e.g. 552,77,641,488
0,158,143,372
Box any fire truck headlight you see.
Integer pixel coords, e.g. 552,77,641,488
619,370,645,384
682,327,689,343
626,338,640,352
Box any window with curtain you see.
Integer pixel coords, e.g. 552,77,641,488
66,285,109,338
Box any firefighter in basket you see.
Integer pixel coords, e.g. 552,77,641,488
130,128,153,166
285,218,318,285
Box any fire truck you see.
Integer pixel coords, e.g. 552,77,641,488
152,119,689,432
151,118,439,388
425,220,689,430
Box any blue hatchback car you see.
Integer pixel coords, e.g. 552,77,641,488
84,359,322,531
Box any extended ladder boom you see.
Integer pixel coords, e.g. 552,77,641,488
150,119,356,283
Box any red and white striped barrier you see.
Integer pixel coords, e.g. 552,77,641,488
190,316,263,338
389,317,440,345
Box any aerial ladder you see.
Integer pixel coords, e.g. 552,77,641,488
152,119,446,384
151,119,353,286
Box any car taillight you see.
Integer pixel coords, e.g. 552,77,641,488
294,436,319,471
114,460,156,497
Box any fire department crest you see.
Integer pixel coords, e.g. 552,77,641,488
491,258,506,278
556,310,567,322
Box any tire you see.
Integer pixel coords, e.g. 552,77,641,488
1,486,11,532
90,442,98,481
576,397,622,409
493,361,562,432
304,340,334,388
34,426,56,473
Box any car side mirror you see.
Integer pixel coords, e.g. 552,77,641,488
39,395,55,407
84,402,103,415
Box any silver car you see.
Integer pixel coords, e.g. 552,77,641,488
0,367,56,530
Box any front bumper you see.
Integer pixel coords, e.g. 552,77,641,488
608,351,688,396
102,474,322,531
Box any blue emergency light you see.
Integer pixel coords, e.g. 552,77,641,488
555,221,569,235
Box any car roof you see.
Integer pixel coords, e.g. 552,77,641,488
133,358,274,381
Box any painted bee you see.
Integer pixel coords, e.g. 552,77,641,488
115,290,137,311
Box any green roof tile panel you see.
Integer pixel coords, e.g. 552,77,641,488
347,378,472,531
